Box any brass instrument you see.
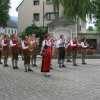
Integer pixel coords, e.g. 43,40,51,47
0,38,3,50
15,35,19,46
27,36,33,52
5,35,10,46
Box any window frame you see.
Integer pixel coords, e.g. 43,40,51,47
33,13,40,21
33,0,39,5
46,0,52,5
46,12,58,21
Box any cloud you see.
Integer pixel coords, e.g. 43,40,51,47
9,0,22,16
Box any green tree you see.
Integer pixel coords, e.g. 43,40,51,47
52,0,93,21
52,0,94,34
24,25,47,54
0,0,10,27
92,0,100,32
87,26,94,31
24,24,41,36
52,0,62,17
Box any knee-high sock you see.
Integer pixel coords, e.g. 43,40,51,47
59,60,62,67
12,60,15,67
62,59,65,65
15,60,18,66
34,57,36,65
24,63,27,71
72,58,76,65
28,64,31,69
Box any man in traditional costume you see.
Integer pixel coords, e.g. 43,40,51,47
56,35,66,68
10,33,19,69
81,38,89,65
1,33,9,67
71,37,79,66
31,34,39,67
22,36,33,72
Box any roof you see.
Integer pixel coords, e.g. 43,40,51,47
48,17,76,26
16,0,24,11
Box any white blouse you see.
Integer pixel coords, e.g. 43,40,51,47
42,40,51,47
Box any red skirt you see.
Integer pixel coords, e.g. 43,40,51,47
41,46,51,72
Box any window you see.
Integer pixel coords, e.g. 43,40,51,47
5,30,6,33
15,30,16,34
46,12,58,21
46,0,52,5
12,30,13,34
8,30,10,34
33,13,39,21
33,0,39,5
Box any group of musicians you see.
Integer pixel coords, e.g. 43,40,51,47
0,33,89,77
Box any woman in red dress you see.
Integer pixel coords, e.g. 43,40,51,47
40,34,51,76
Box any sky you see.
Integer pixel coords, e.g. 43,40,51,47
9,0,94,28
9,0,22,17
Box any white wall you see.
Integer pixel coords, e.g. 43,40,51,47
0,27,18,36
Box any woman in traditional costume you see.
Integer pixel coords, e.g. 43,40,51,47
40,34,51,76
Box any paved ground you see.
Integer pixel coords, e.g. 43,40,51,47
0,58,100,100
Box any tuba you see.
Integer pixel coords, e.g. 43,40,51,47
27,36,33,52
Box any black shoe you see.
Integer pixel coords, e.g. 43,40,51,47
13,67,16,69
32,64,37,67
73,64,78,66
22,58,24,60
15,66,19,69
6,64,9,67
67,60,72,62
25,69,27,72
4,65,6,67
82,62,87,65
4,64,9,67
62,65,67,68
0,62,3,64
28,69,33,71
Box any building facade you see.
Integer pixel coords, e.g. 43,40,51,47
0,19,18,36
17,0,86,36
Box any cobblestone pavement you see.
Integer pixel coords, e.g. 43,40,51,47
0,58,100,100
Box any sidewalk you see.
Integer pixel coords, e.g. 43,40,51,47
0,58,100,100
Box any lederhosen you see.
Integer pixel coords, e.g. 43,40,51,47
71,39,78,65
58,40,66,67
3,39,9,66
31,40,38,66
23,41,32,71
59,41,66,60
11,39,19,68
81,42,87,63
11,39,19,60
23,41,30,64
